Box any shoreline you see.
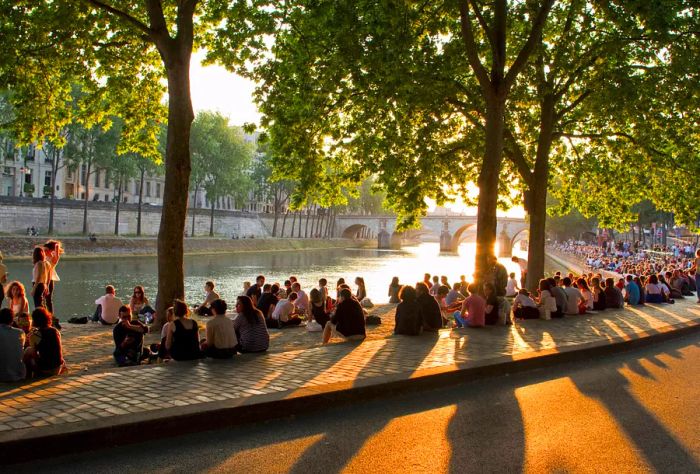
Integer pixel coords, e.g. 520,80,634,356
0,236,375,261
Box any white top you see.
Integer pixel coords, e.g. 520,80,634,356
563,287,582,314
205,314,237,349
516,258,528,272
645,283,662,295
513,293,537,308
539,290,557,311
95,293,124,324
581,289,594,309
295,290,309,311
271,299,295,322
505,278,519,297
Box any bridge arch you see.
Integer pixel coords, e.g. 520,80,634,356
341,224,369,239
510,228,529,250
450,223,476,251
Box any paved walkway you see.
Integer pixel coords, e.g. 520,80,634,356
1,297,699,453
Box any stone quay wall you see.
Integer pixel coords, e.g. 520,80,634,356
0,196,270,237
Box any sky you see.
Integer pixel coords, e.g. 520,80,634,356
189,53,525,218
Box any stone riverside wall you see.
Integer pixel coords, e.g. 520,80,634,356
0,196,269,238
0,235,363,259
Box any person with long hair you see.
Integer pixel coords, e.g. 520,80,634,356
694,249,700,303
25,307,64,377
591,277,607,310
355,277,367,301
577,278,594,312
42,240,63,313
0,251,7,308
394,285,422,335
165,300,202,360
233,295,269,353
129,286,155,322
31,247,51,310
309,288,330,329
6,281,29,315
388,276,401,304
645,274,664,304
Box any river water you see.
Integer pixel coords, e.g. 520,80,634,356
5,242,536,318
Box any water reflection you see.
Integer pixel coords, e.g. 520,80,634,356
6,242,527,317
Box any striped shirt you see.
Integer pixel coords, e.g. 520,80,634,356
233,312,269,352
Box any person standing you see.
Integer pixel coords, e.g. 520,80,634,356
43,240,63,313
31,247,51,310
512,256,528,288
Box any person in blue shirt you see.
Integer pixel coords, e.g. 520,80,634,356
625,275,641,305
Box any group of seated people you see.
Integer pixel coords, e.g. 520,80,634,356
0,306,65,382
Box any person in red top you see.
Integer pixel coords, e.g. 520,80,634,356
455,284,485,328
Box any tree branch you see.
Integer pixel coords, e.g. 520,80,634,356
503,127,533,185
468,0,494,54
84,0,153,38
458,0,491,92
504,0,556,91
555,89,591,121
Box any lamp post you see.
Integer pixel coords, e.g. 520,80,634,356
19,166,31,197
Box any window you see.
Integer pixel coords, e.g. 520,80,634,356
44,171,52,187
104,170,110,189
67,168,74,180
94,170,100,188
81,164,87,185
24,173,32,184
156,183,161,198
146,182,151,197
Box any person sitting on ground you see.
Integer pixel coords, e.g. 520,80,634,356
0,308,26,382
577,278,594,312
388,276,401,304
459,275,469,297
233,296,269,353
423,273,432,290
633,276,646,305
241,281,251,297
549,277,567,318
257,284,279,320
429,275,440,296
318,278,330,307
483,282,501,325
151,307,175,361
165,300,203,361
416,282,443,331
14,311,32,341
505,272,519,297
536,279,558,319
246,275,265,306
270,292,302,328
591,277,607,310
281,280,292,299
625,275,641,305
562,277,584,315
201,299,237,359
645,274,664,303
309,288,330,329
323,288,366,343
195,281,220,316
92,285,123,325
604,277,624,309
355,277,367,302
455,283,485,328
129,286,155,323
445,282,464,307
25,308,65,377
512,289,540,320
394,285,422,336
113,305,148,367
436,285,461,326
6,281,29,316
657,274,674,303
292,282,309,319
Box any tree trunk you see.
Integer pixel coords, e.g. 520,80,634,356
48,148,59,235
304,207,311,238
525,94,555,290
297,210,303,238
281,208,289,238
137,167,145,236
82,160,92,235
272,191,280,237
290,209,297,237
155,53,195,328
190,185,198,238
114,175,122,235
209,198,215,237
475,96,506,282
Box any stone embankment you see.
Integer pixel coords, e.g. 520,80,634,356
0,235,371,260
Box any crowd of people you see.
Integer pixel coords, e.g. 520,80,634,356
2,237,699,383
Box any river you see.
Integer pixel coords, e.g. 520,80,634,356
5,242,543,318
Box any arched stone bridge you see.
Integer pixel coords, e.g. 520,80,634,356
334,215,529,256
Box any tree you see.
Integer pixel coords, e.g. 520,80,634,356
250,142,296,237
0,1,277,326
64,120,120,234
251,0,555,281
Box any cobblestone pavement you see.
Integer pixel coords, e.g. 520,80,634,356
1,298,698,439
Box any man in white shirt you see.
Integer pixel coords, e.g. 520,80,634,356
562,277,583,315
271,292,302,328
201,299,237,358
93,285,124,325
291,282,309,318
